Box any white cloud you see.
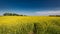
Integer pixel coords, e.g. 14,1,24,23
35,10,60,16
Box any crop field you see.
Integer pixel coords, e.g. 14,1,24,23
0,16,60,34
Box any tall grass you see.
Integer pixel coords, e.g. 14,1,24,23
0,16,60,34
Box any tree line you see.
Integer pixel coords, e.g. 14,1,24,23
3,13,60,17
49,15,60,17
3,13,27,16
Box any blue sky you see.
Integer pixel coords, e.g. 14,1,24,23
0,0,60,16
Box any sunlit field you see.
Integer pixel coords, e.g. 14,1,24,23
0,16,60,34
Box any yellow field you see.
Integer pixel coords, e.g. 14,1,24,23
0,16,60,34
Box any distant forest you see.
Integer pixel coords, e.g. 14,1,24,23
2,13,60,17
3,13,27,16
49,15,60,17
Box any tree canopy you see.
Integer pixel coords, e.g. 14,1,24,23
3,13,27,16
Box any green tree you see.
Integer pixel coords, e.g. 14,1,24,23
3,13,27,16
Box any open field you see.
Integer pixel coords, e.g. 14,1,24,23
0,16,60,34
